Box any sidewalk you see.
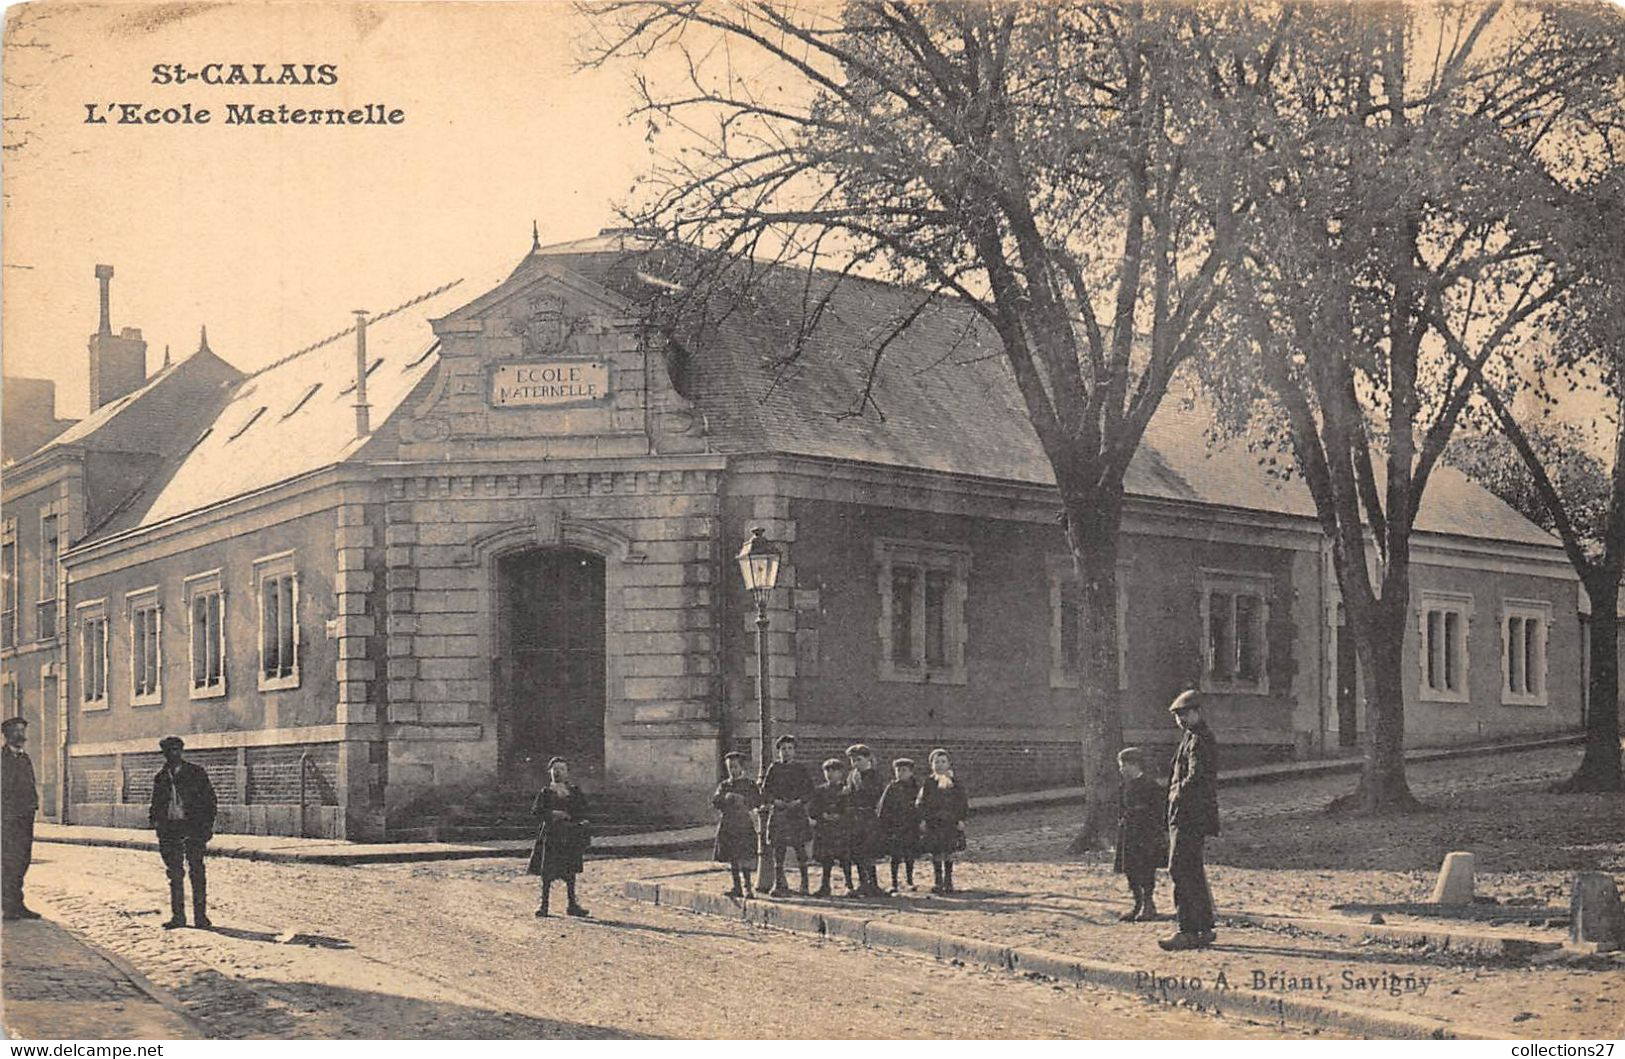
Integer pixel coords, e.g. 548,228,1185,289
33,733,1580,865
623,866,1620,1039
1,915,201,1039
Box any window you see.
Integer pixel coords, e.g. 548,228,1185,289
1417,590,1473,702
128,588,162,705
1,525,16,650
875,539,969,684
1049,556,1130,690
185,571,226,699
79,600,108,708
37,514,58,641
1201,570,1271,693
1501,599,1551,706
255,553,300,690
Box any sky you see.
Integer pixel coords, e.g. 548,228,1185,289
3,1,663,419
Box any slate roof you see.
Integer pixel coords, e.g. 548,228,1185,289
90,278,476,537
76,233,1562,554
529,238,1561,550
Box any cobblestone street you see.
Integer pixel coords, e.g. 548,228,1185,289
17,842,1312,1039
9,744,1619,1040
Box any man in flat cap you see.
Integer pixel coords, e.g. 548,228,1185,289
149,736,217,929
1160,690,1220,950
1,717,41,920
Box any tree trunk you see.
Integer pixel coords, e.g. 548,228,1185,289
1557,579,1622,793
1062,486,1127,853
1330,584,1421,814
1355,622,1421,811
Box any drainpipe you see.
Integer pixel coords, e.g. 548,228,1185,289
353,310,371,437
298,750,311,838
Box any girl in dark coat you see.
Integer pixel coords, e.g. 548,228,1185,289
805,758,854,897
842,744,887,898
877,758,921,893
712,751,762,898
529,757,590,918
916,747,969,894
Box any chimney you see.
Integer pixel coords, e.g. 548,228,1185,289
352,310,370,437
95,264,113,335
87,264,148,410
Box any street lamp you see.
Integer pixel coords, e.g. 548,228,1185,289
735,526,782,892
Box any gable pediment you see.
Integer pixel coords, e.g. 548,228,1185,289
390,261,705,458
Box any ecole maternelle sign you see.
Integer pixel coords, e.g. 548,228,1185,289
488,360,610,407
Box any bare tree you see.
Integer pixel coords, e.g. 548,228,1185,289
1441,168,1625,792
586,1,1283,843
1223,1,1621,810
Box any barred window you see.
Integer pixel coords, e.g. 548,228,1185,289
1201,571,1271,694
186,571,226,698
876,539,969,684
128,589,162,704
255,553,300,690
80,602,108,707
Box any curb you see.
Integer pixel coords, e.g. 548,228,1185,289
630,879,1502,1040
12,897,208,1040
1225,911,1563,960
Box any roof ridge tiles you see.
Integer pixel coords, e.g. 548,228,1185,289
243,277,464,381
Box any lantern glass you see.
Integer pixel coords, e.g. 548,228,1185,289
735,528,781,599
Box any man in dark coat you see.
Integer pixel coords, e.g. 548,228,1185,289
1160,690,1220,950
1,717,41,920
149,736,218,930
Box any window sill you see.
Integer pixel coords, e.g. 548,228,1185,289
258,673,300,692
879,666,966,686
79,700,110,713
1050,671,1129,692
190,683,227,701
131,693,162,708
1200,677,1269,696
1500,693,1548,708
1418,688,1470,704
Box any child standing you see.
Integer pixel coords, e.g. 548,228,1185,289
843,744,887,898
760,734,815,896
878,758,921,893
712,751,762,898
806,758,853,897
1114,746,1167,921
916,747,968,894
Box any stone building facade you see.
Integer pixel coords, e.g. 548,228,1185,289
0,234,1604,841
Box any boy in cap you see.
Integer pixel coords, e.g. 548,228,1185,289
843,743,887,898
1,717,40,920
1160,690,1220,950
711,751,762,898
1113,746,1166,921
149,736,218,929
760,734,814,896
805,757,853,897
878,757,921,893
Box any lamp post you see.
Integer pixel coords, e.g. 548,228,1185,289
735,526,782,892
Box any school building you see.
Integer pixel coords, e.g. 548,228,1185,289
0,233,1611,841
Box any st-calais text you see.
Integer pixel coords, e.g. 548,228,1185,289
151,63,338,85
83,103,404,126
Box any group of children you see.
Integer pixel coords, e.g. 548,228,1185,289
712,736,969,900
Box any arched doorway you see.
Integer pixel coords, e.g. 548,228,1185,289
494,547,607,786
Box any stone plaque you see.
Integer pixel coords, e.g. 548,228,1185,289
488,360,609,407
